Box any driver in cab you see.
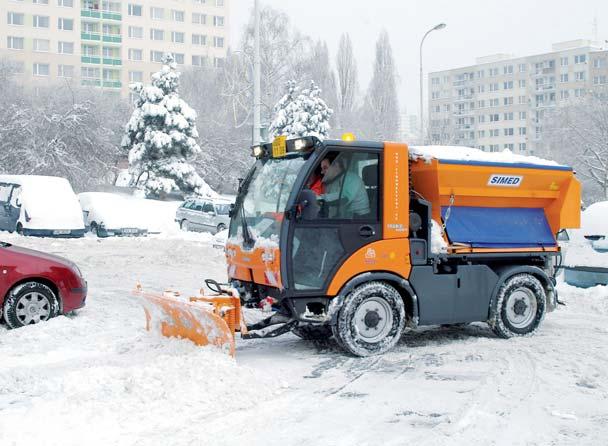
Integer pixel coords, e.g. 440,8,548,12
320,155,370,219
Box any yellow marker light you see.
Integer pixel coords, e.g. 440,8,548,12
341,132,356,142
252,145,264,157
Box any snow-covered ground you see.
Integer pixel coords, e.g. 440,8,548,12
1,234,608,446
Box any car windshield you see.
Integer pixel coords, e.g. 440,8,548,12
215,203,231,215
229,155,308,244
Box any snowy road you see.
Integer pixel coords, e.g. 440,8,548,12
1,235,607,446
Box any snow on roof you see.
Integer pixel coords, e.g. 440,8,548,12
410,145,565,168
0,174,73,187
581,201,608,236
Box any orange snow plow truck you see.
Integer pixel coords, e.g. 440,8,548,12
135,136,580,357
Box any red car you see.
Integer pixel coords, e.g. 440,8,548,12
0,241,86,328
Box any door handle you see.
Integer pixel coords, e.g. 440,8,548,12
359,225,375,238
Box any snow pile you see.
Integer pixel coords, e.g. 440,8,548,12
269,80,333,140
122,54,216,199
0,175,84,230
410,145,564,167
562,202,608,268
579,201,608,237
430,219,448,254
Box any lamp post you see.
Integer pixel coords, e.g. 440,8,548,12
253,0,261,145
419,23,446,144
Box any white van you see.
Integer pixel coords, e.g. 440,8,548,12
0,175,85,237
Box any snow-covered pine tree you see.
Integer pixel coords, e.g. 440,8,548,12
268,80,298,139
269,80,333,140
122,54,215,198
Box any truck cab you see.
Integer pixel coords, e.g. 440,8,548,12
225,136,580,356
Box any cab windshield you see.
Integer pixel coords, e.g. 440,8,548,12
229,155,308,244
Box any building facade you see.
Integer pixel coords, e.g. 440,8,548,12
428,40,608,154
0,0,230,97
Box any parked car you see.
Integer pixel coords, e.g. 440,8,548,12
0,241,87,328
212,229,228,250
562,201,608,287
175,198,232,234
0,175,85,237
78,192,148,237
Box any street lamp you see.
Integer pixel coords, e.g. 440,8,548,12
419,23,446,144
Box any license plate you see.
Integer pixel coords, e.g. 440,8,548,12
53,230,70,235
122,228,138,234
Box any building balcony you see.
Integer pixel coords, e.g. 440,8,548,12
81,56,101,64
102,58,122,66
102,34,122,44
103,80,122,88
81,32,101,41
81,78,101,87
81,9,122,21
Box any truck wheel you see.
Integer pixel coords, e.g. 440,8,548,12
216,223,226,233
292,324,333,340
3,282,60,329
332,281,405,357
491,273,546,338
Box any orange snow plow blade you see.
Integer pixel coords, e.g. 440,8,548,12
133,285,242,357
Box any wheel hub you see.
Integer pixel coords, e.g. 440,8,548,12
16,292,51,325
505,287,537,329
364,310,381,329
513,299,528,316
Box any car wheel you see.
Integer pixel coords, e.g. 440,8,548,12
3,281,60,329
181,220,190,231
216,223,226,234
292,324,333,340
490,274,547,338
16,223,23,235
332,281,406,357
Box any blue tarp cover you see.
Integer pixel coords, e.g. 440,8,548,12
441,206,556,248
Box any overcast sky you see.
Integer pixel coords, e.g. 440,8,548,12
231,0,608,117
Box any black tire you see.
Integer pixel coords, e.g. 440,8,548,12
16,223,23,235
3,281,60,329
216,223,226,233
180,219,189,231
292,324,333,340
332,281,406,357
490,273,546,339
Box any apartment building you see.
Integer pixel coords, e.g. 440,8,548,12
0,0,230,97
428,39,608,154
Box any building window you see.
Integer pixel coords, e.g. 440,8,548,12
489,82,499,92
594,75,607,85
171,31,185,43
6,36,24,50
503,65,513,75
503,112,513,120
150,50,163,62
560,73,568,83
128,4,142,16
213,57,224,68
518,127,526,135
7,12,25,25
477,100,485,108
489,67,499,76
518,96,526,105
560,56,568,66
128,26,143,39
33,15,50,28
504,144,514,150
128,48,143,61
81,67,100,78
58,64,74,77
519,111,526,120
170,53,185,64
213,16,224,26
518,63,527,73
503,97,513,106
593,59,606,69
129,71,143,82
503,81,513,89
33,39,50,52
150,7,164,20
431,91,440,99
477,84,485,93
150,29,164,41
490,113,499,122
213,36,224,48
192,55,207,66
33,63,50,76
58,0,74,6
58,41,74,54
575,71,585,81
574,54,586,64
215,0,224,5
560,90,570,100
33,0,49,4
171,10,185,22
82,44,99,56
431,77,440,85
192,34,206,46
518,79,526,88
58,17,74,30
192,13,206,24
519,143,527,152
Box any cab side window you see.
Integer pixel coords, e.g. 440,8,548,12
0,184,13,204
203,202,215,213
312,151,379,220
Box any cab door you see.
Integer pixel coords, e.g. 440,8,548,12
287,147,382,293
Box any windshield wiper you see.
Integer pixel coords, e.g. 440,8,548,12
240,201,255,247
